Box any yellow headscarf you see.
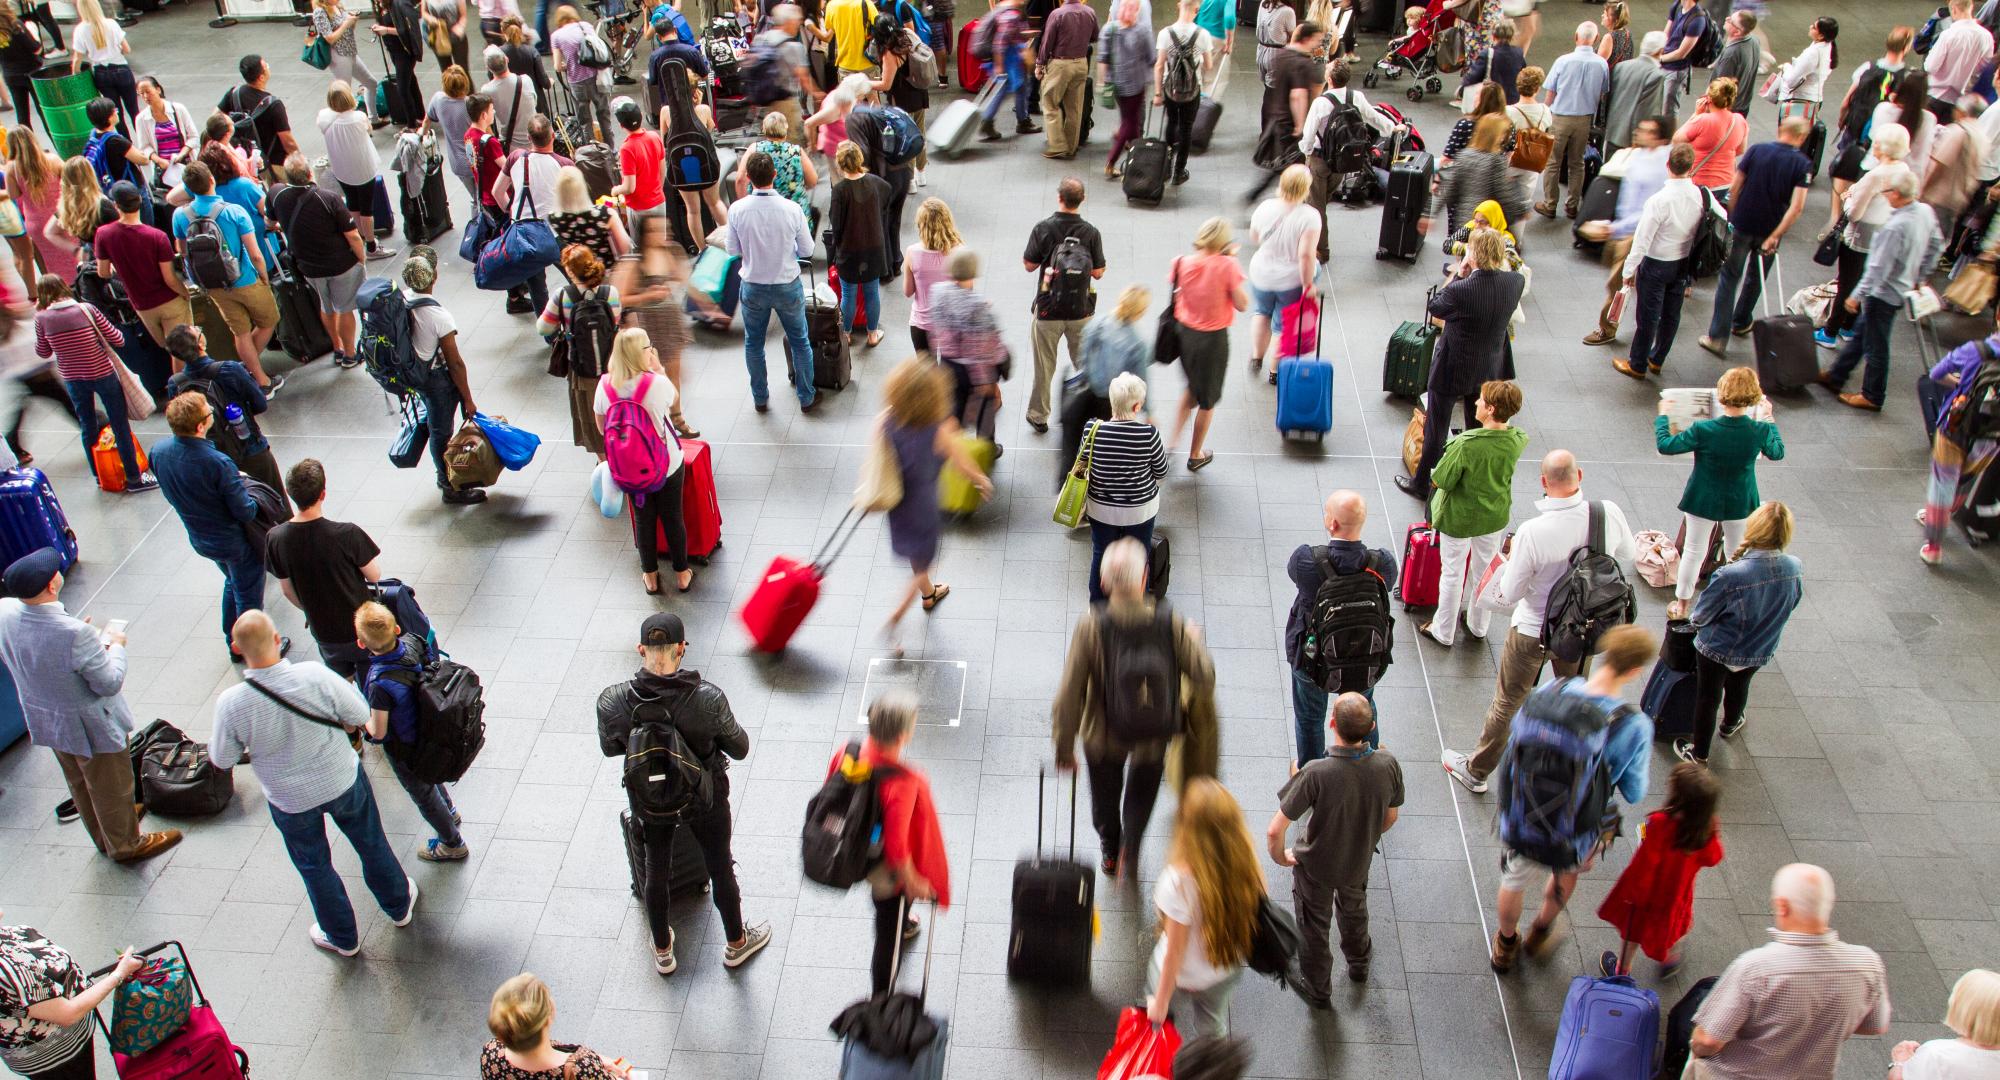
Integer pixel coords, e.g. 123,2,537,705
1472,199,1516,246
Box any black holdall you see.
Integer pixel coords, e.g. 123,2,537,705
127,719,235,818
1154,258,1184,365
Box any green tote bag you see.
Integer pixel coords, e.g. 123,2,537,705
1053,421,1098,529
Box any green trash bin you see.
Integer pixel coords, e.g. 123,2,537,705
32,63,100,159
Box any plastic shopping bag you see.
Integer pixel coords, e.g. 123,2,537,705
1099,1007,1180,1080
590,461,625,519
470,412,541,470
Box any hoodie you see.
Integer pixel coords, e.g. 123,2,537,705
1285,538,1399,667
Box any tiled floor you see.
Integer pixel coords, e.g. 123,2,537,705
2,1,1995,1077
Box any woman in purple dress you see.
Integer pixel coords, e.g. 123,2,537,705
878,356,992,655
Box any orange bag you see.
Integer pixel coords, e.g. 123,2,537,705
92,427,148,492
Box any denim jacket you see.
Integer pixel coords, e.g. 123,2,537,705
1688,548,1804,668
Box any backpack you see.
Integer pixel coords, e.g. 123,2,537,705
180,204,242,291
620,688,714,820
1540,501,1637,664
577,23,613,67
356,277,443,397
1317,88,1374,174
73,250,138,327
226,86,273,157
899,28,939,86
801,739,900,888
82,130,139,190
563,284,617,380
1915,5,1950,53
369,648,488,785
1298,551,1394,693
180,371,251,465
1684,187,1731,278
874,105,925,165
1685,15,1721,68
603,371,674,494
1495,678,1631,870
1035,235,1095,320
1096,606,1184,745
1162,27,1201,103
1946,339,2000,446
969,12,998,60
1841,63,1898,142
740,38,793,104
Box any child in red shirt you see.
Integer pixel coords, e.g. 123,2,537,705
1596,762,1725,977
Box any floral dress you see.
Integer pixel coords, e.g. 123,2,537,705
1454,0,1502,70
750,138,812,222
550,205,616,267
0,927,90,1077
478,1042,618,1080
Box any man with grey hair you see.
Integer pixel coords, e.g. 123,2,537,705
398,256,485,503
1536,21,1610,219
1284,490,1397,767
1053,536,1216,877
1604,31,1670,155
1821,172,1943,411
1687,864,1890,1079
482,48,538,153
1710,11,1761,118
840,690,949,994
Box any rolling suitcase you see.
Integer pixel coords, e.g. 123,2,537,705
937,433,995,516
1376,147,1432,260
94,941,249,1080
826,262,871,331
928,79,999,159
1275,357,1333,439
1549,974,1659,1080
400,157,454,245
271,268,334,363
1007,768,1093,986
1571,174,1621,249
788,267,851,391
629,437,721,564
836,900,949,1080
956,19,987,92
1640,661,1697,739
1382,293,1437,397
1122,106,1171,205
369,176,396,239
1660,977,1719,1080
739,509,862,653
1750,260,1819,391
620,809,711,901
1189,55,1227,153
0,466,79,570
1399,522,1440,609
1148,530,1170,596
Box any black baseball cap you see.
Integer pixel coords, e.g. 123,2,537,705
640,612,686,647
109,181,143,213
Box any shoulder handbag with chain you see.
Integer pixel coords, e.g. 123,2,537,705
1052,419,1098,529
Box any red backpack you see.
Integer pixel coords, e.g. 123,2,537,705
602,372,673,494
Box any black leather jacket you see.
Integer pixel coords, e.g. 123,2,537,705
594,668,748,770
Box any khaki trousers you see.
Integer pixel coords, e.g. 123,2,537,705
55,748,142,860
1293,867,1371,996
1467,628,1583,781
1539,112,1594,212
1040,57,1090,156
1028,316,1088,424
1595,236,1634,337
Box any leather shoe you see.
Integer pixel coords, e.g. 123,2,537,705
1838,392,1882,411
1393,474,1429,501
1027,419,1049,434
134,803,145,821
1612,358,1651,380
1581,328,1616,346
1815,370,1840,389
116,830,183,863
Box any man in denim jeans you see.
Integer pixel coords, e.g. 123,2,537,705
726,150,819,414
1283,490,1396,766
210,611,417,958
399,255,486,503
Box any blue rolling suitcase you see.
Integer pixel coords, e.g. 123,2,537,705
0,467,78,571
836,901,948,1080
1548,974,1658,1080
1275,357,1334,439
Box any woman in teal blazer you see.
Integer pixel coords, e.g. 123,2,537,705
1656,366,1785,617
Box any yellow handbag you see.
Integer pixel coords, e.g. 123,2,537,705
1944,261,1997,315
1400,409,1425,477
1053,421,1098,529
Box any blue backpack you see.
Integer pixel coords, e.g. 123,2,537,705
874,105,924,165
356,277,441,398
83,130,141,190
368,577,438,659
1495,679,1629,870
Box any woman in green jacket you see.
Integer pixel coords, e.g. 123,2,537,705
1421,380,1529,647
1656,366,1786,618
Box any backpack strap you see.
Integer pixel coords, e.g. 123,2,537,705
1586,501,1605,557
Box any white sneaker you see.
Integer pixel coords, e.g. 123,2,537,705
1441,750,1488,794
722,921,772,967
390,877,419,926
309,924,359,956
915,168,927,188
655,929,677,975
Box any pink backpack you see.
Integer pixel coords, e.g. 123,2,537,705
602,372,672,494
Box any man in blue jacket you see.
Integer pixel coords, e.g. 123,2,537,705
151,391,289,662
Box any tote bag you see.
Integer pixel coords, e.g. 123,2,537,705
854,427,904,512
1053,420,1098,529
1153,259,1184,365
474,181,560,290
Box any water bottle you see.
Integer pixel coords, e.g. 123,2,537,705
224,403,251,443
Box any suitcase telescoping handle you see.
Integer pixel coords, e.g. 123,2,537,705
1034,764,1078,862
882,895,937,1005
88,940,209,1007
813,506,866,572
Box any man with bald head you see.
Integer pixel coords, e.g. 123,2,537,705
1443,450,1634,794
1285,490,1398,765
1687,864,1890,1079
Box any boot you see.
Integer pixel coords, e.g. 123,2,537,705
1015,118,1041,135
978,118,1003,141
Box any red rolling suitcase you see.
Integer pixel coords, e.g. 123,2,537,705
1399,522,1441,609
679,438,720,563
738,509,862,653
957,19,987,92
95,941,248,1080
826,262,869,331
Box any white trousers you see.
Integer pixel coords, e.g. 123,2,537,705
1676,513,1746,601
1430,528,1505,645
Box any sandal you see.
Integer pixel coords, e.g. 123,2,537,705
643,574,663,596
672,415,701,439
921,583,951,611
1187,453,1215,472
676,568,696,593
865,331,885,348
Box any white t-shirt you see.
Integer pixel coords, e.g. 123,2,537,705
1156,22,1214,68
317,108,381,187
1905,1040,2000,1080
594,371,685,474
506,152,565,220
71,18,126,66
403,290,458,363
1247,198,1319,293
1151,864,1232,991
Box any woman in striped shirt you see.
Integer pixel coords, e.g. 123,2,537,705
1082,371,1167,603
31,274,153,492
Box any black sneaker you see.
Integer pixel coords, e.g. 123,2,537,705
1718,715,1746,739
1671,738,1705,766
1172,170,1190,185
261,374,286,400
441,486,488,504
334,351,364,370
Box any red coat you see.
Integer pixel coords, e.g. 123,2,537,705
1596,810,1724,962
826,740,952,908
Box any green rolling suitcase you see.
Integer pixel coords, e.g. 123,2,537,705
1382,319,1436,398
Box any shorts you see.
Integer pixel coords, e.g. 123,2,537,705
208,280,279,335
308,263,368,314
1498,847,1592,892
337,179,376,215
136,297,192,347
1178,325,1230,410
1249,283,1302,321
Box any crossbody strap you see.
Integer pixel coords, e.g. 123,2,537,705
245,677,349,731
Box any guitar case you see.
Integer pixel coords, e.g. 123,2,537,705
659,58,721,193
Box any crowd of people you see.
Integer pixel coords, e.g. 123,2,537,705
1,0,1999,1077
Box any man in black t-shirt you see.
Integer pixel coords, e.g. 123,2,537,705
265,459,383,679
268,157,368,368
220,56,298,183
1019,176,1105,433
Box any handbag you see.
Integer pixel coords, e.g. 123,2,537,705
113,357,154,421
1813,213,1847,266
1788,279,1839,326
474,183,561,290
459,203,497,263
301,34,333,70
1053,420,1098,529
469,412,541,469
443,419,503,488
1508,108,1554,173
108,953,194,1057
389,395,428,468
688,245,739,304
1153,258,1184,365
1400,408,1424,476
1099,1008,1180,1080
1944,260,1998,314
1633,529,1680,589
0,196,22,239
854,426,905,512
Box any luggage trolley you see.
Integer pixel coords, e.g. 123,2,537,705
92,941,251,1079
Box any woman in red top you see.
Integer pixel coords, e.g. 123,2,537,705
1595,761,1724,977
1674,78,1747,194
834,690,950,995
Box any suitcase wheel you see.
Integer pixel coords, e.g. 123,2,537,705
1406,86,1424,103
1426,77,1442,94
1362,71,1378,89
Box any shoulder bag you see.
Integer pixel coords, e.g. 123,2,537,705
854,423,905,512
1153,258,1184,365
473,177,561,290
1052,419,1097,529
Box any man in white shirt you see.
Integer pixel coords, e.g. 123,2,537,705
725,149,819,414
481,49,539,153
1613,142,1709,379
1299,59,1399,263
1441,450,1636,794
1925,0,1995,126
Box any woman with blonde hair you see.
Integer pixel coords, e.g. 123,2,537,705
539,243,622,458
1677,499,1802,766
1891,969,2000,1079
481,973,632,1079
1166,217,1248,471
902,197,962,356
803,72,873,172
318,80,392,256
1596,1,1630,66
67,0,135,130
878,355,992,653
311,0,388,127
595,326,692,595
1674,77,1746,193
2,127,64,282
46,158,108,261
550,6,612,143
1147,777,1264,1037
1076,282,1152,433
1655,366,1784,621
548,165,628,267
1247,163,1322,378
735,109,818,223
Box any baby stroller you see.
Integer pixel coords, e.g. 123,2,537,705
1361,0,1456,102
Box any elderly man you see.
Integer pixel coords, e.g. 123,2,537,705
0,549,181,863
1604,32,1669,155
1689,864,1891,1078
1053,537,1216,878
1537,22,1610,219
1710,11,1761,118
1821,173,1944,410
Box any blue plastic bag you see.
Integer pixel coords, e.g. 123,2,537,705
471,413,540,470
589,462,625,518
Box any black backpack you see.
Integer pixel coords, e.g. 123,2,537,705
1317,88,1374,174
1097,606,1183,745
1540,502,1637,664
371,651,488,784
181,372,251,466
1035,235,1095,320
1161,27,1201,103
564,284,618,381
621,689,714,821
1298,551,1394,693
181,203,242,290
1946,340,2000,447
1841,63,1899,143
226,85,273,158
801,740,900,888
1686,15,1722,67
1685,188,1731,279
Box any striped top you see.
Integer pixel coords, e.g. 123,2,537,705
0,926,89,1074
1693,929,1891,1080
31,301,123,382
1082,418,1167,526
209,660,368,815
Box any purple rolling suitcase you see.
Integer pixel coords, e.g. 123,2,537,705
1548,974,1659,1080
0,467,78,571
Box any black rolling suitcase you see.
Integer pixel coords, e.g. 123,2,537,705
620,809,711,902
1122,107,1171,205
1571,174,1621,249
1376,145,1432,261
271,267,333,363
1658,977,1719,1079
1642,619,1699,739
401,158,454,246
1007,767,1094,986
1749,260,1819,391
784,268,852,392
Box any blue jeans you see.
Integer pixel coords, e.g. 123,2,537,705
1086,515,1154,604
1289,668,1378,763
386,753,462,848
201,538,265,645
1627,256,1689,372
266,765,411,951
1706,232,1773,340
63,374,140,481
740,279,816,407
982,51,1032,123
1826,295,1897,406
839,276,881,333
420,364,467,488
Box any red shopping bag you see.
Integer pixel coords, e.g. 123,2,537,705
1099,1007,1180,1080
